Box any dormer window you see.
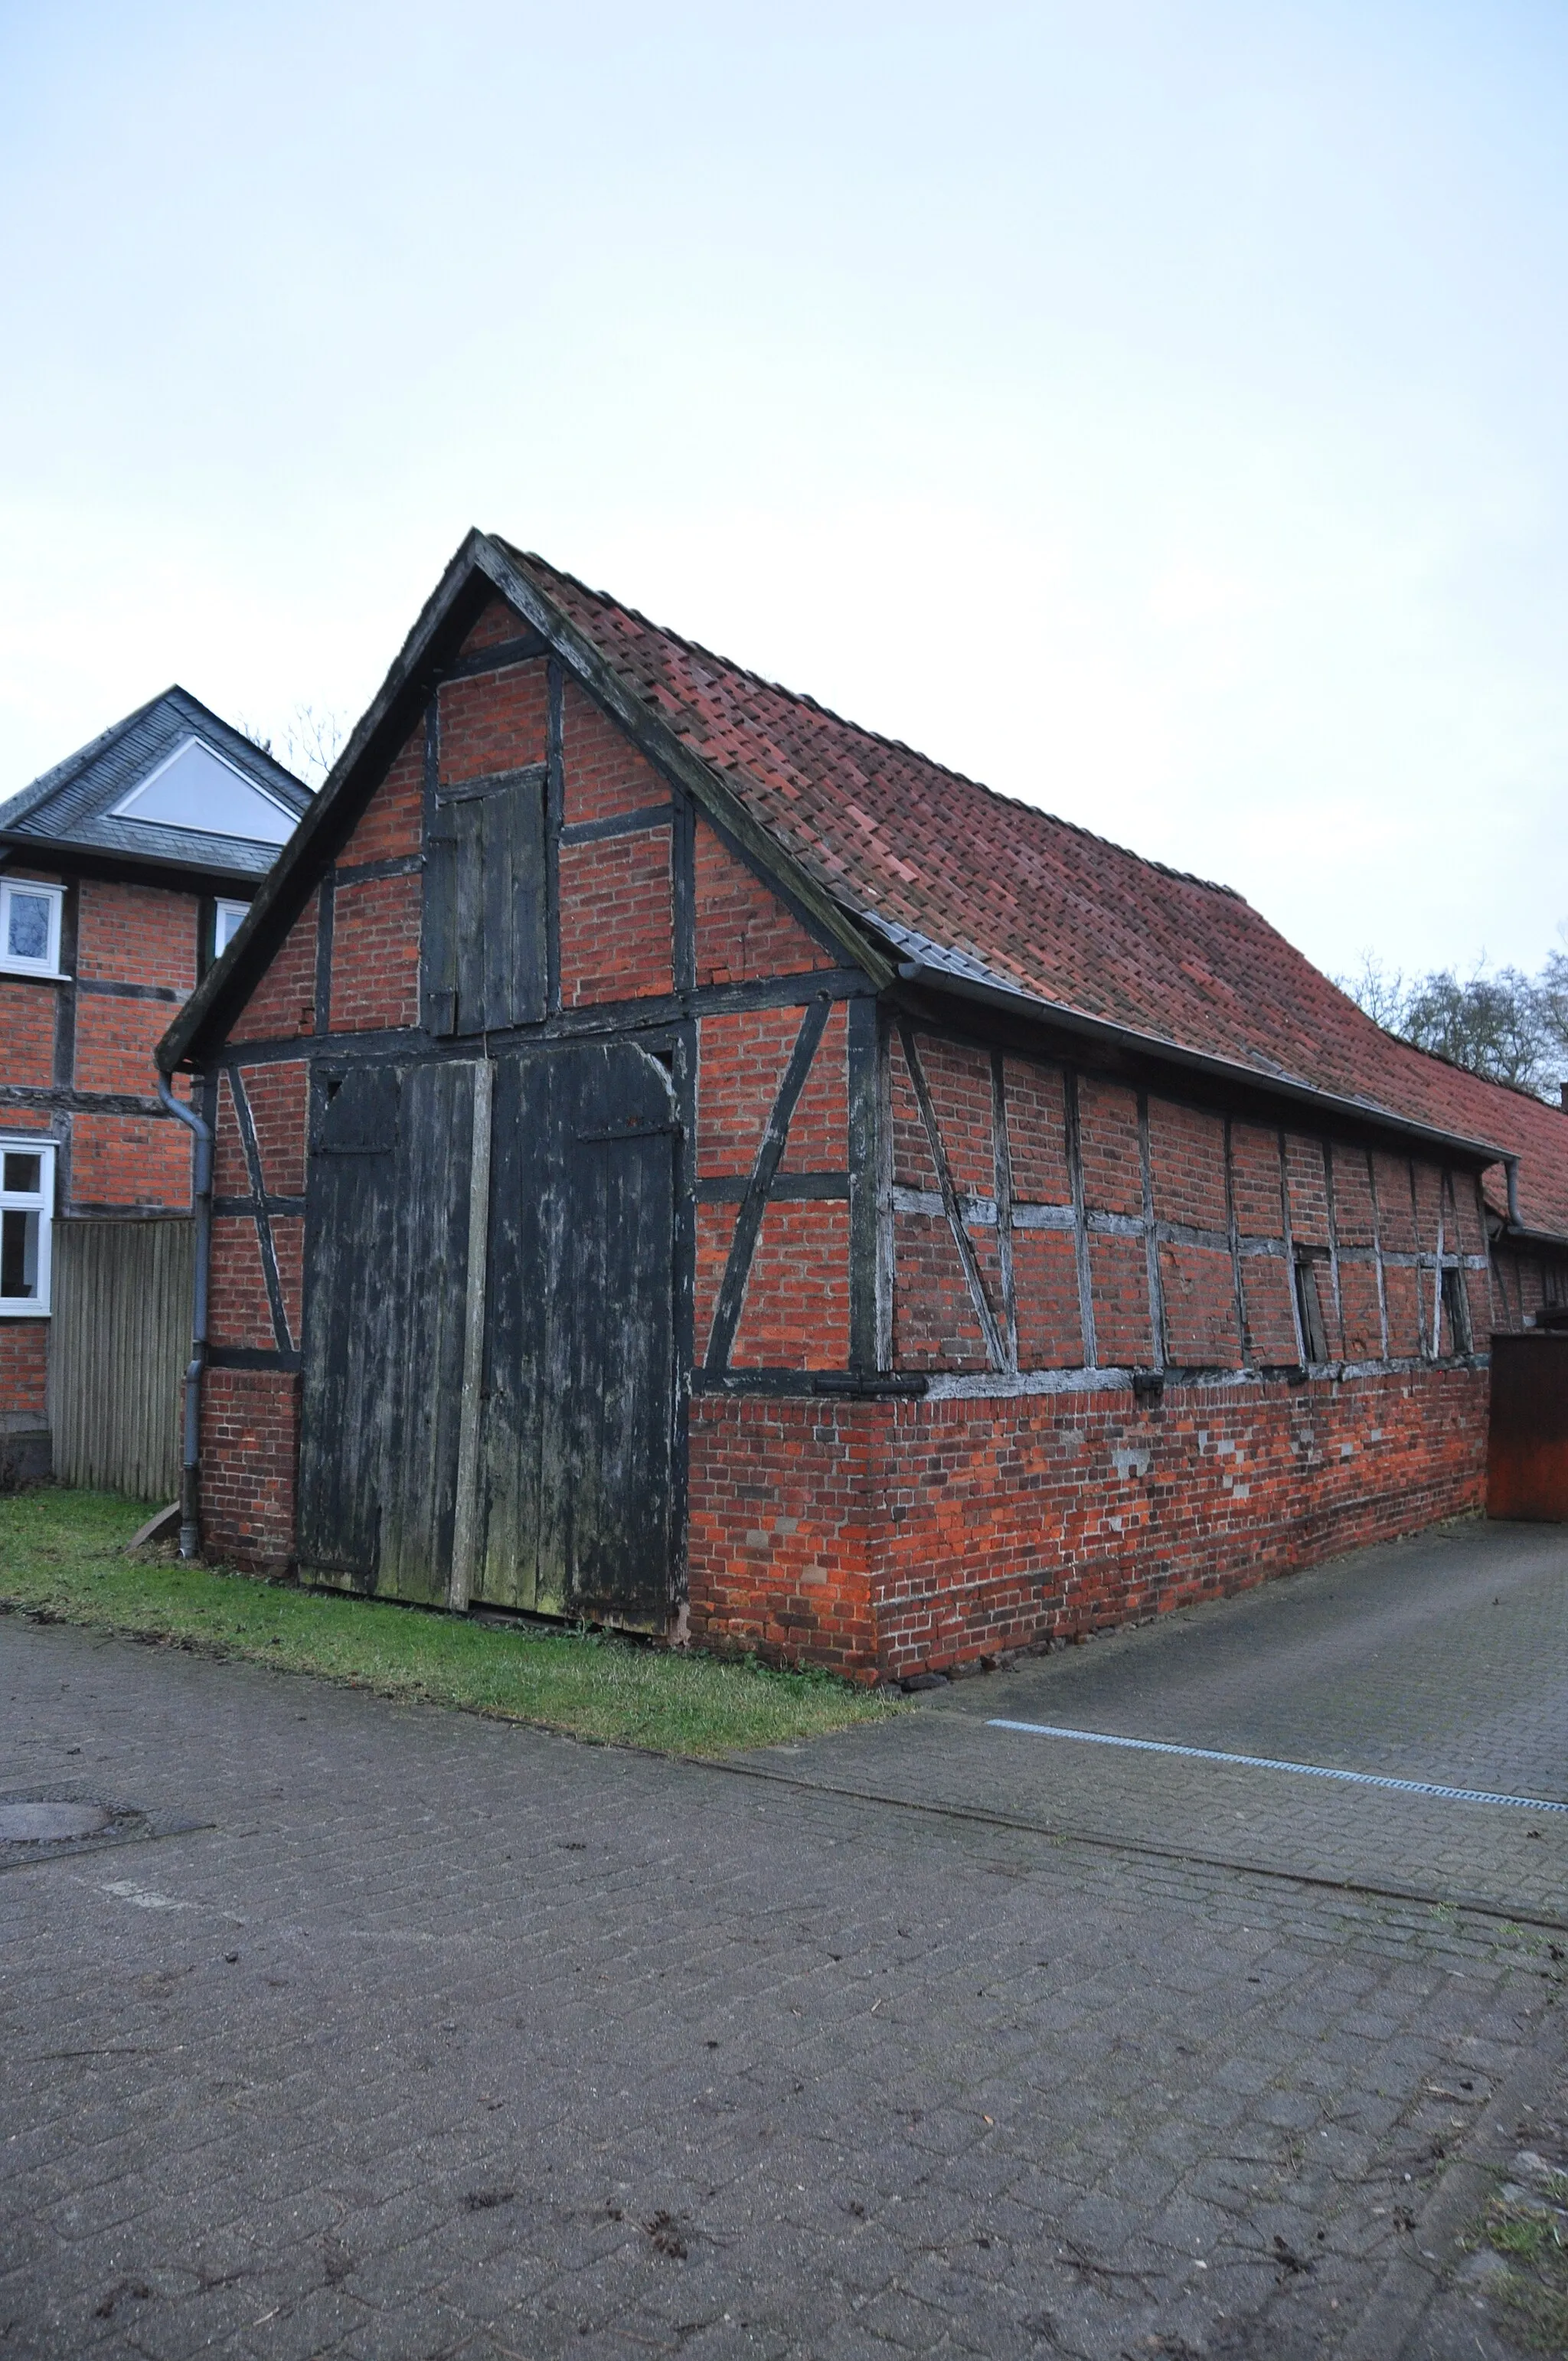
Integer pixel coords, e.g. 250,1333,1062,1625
112,736,296,847
0,880,65,978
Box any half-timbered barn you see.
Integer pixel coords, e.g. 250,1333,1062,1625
158,532,1568,1679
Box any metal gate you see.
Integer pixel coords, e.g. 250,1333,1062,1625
49,1217,194,1500
298,1041,679,1624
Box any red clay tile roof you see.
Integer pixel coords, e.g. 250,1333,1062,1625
501,543,1568,1241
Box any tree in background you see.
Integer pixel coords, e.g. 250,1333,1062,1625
240,704,345,789
1339,949,1568,1102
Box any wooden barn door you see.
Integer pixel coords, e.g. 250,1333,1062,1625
469,1040,678,1628
298,1060,476,1601
297,1040,678,1623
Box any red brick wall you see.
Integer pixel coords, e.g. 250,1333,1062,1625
198,1368,299,1569
232,893,318,1044
439,660,548,784
338,723,423,864
0,980,56,1089
329,874,421,1032
77,879,198,992
558,827,673,1006
72,1110,190,1207
688,1365,1489,1679
74,994,171,1097
728,1203,851,1370
0,1321,47,1419
208,1215,275,1351
694,818,836,985
888,1035,1496,1383
687,1395,880,1670
562,681,665,825
240,1060,309,1198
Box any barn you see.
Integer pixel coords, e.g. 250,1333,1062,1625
157,531,1568,1679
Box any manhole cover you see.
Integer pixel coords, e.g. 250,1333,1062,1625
0,1800,113,1843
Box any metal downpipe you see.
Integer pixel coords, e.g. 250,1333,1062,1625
158,1074,212,1560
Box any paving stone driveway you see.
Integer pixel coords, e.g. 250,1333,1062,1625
2,1517,1566,2361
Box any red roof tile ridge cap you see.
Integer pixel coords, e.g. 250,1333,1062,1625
492,538,1246,906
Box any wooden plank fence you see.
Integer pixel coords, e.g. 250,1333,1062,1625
49,1217,194,1501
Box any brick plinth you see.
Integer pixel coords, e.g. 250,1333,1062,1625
198,1367,299,1570
688,1367,1489,1680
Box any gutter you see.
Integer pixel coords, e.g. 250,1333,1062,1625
157,1078,213,1560
891,956,1511,1174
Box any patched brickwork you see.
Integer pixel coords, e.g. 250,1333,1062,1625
558,828,672,1006
330,874,420,1033
688,1395,879,1670
694,819,835,985
893,1212,990,1370
198,1367,299,1569
690,1366,1488,1679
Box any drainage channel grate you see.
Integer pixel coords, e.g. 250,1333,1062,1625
0,1786,207,1868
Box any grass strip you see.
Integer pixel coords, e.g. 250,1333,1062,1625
0,1487,900,1757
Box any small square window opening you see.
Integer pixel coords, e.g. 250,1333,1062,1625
1441,1265,1473,1356
0,881,64,978
1294,1252,1329,1365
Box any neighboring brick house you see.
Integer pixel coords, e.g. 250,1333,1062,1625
0,691,310,1483
158,533,1568,1677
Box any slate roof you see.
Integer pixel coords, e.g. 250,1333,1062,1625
0,687,312,882
494,544,1568,1240
161,531,1568,1245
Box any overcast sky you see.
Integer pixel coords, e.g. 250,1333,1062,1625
2,2,1564,985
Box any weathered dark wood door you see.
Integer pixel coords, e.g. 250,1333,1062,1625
473,1040,679,1625
298,1060,476,1601
297,1040,678,1624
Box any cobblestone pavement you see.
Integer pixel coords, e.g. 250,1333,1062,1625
2,1519,1566,2361
753,1519,1568,1926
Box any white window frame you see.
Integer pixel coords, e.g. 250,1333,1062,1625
0,879,66,980
0,1137,54,1317
112,735,296,837
214,899,250,958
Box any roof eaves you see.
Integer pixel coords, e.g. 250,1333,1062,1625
883,922,1511,1171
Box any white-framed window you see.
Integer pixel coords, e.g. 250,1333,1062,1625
0,879,65,978
214,899,250,958
0,1139,54,1316
112,736,296,846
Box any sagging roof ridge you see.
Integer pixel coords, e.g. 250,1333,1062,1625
492,540,1244,909
1345,1009,1568,1122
